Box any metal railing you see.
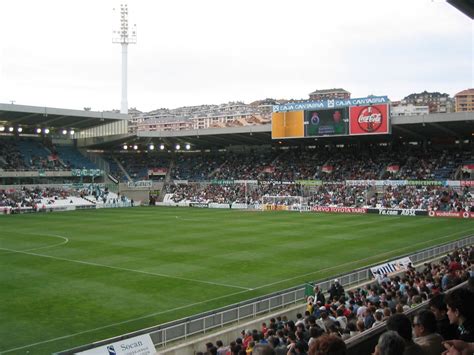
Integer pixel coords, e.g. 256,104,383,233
58,235,473,354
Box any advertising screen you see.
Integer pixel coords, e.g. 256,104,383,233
304,108,349,137
271,111,304,139
349,104,389,135
271,97,390,139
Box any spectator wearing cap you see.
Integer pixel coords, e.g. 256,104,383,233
413,310,444,355
445,288,474,342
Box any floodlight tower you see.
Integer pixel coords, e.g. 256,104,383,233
113,4,136,114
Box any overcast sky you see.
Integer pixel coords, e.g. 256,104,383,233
0,0,472,112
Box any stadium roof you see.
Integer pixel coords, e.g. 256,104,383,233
122,112,474,150
447,0,474,19
0,103,129,131
2,105,470,150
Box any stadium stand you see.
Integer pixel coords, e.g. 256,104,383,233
16,138,63,170
0,185,131,213
0,138,97,171
0,139,28,170
4,138,472,352
94,144,472,183
54,145,97,169
193,246,473,354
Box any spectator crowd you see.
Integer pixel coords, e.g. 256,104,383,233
165,182,473,212
197,246,474,354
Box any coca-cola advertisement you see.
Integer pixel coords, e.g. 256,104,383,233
349,104,389,135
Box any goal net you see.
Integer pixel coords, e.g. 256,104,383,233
261,195,305,211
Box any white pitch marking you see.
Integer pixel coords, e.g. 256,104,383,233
0,289,250,354
0,233,69,255
251,228,474,290
0,229,472,354
0,246,251,291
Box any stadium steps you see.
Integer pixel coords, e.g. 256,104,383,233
55,145,96,169
113,156,133,181
81,149,110,172
17,139,50,168
255,150,287,180
164,160,175,183
207,161,225,179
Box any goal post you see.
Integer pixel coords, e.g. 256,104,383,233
261,195,305,211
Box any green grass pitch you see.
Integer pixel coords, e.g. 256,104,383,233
0,207,473,354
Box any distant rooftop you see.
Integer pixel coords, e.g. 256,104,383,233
455,88,474,97
309,88,351,95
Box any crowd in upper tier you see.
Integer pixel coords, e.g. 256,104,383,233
1,139,473,183
0,139,96,171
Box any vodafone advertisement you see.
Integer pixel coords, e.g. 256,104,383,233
349,104,389,135
428,211,474,219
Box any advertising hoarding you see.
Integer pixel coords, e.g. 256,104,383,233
349,104,390,135
304,108,349,137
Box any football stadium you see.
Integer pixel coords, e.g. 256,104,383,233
2,2,474,355
1,101,474,355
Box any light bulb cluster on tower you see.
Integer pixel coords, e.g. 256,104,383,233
112,3,137,115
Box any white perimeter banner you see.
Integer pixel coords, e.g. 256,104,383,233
370,257,412,279
76,334,156,355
